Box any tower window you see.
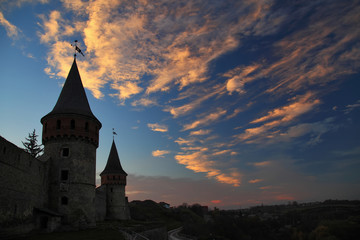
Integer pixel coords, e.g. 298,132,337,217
61,196,68,205
56,120,61,129
61,170,69,181
61,148,69,157
70,119,75,129
111,188,113,192
85,122,89,132
45,123,47,133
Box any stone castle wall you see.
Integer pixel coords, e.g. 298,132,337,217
0,136,48,227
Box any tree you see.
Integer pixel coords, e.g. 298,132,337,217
22,129,43,158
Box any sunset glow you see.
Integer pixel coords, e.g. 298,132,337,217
0,0,359,209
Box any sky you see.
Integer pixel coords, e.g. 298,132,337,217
0,0,360,209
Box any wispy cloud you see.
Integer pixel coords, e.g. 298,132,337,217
152,150,170,158
345,99,360,114
249,179,264,184
224,1,360,98
236,92,320,143
190,129,211,136
37,0,282,102
252,161,271,167
147,123,168,132
0,11,20,39
183,108,227,131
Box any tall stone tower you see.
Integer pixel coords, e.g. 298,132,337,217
41,58,102,227
99,140,130,220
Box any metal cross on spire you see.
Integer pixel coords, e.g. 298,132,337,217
71,40,85,58
112,128,117,140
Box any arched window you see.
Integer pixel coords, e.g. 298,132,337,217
70,119,75,129
85,122,89,132
61,196,68,205
44,123,47,133
56,120,61,129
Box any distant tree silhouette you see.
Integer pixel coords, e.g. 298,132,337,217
22,129,43,158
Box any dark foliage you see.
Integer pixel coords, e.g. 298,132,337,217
22,129,43,158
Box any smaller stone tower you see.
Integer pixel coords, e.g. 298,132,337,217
100,140,130,220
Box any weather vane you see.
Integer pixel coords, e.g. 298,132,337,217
71,40,85,58
112,128,117,139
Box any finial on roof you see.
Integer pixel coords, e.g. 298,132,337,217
71,40,85,58
112,128,117,140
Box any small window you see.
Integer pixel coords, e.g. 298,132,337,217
85,122,89,132
61,196,68,205
61,170,69,181
3,147,6,154
110,188,113,192
61,148,69,157
113,176,115,180
56,120,61,129
70,119,75,129
45,123,47,133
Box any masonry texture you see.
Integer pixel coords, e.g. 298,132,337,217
0,58,130,237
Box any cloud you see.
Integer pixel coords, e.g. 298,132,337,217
223,1,360,97
225,64,262,94
252,161,271,167
275,194,295,201
345,99,360,114
131,98,157,107
147,123,168,132
212,149,231,156
37,0,283,103
152,150,170,158
236,92,320,143
251,92,320,124
249,179,264,184
183,108,227,131
0,11,20,39
110,81,143,101
165,84,226,118
174,150,241,187
190,129,211,136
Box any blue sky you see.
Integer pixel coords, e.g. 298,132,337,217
1,0,360,209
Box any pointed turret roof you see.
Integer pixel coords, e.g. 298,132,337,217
100,140,127,176
42,58,100,124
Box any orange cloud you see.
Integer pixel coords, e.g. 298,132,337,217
0,11,20,39
253,161,271,167
275,194,295,201
236,92,320,143
174,151,241,187
183,109,227,131
211,200,221,204
147,123,168,132
152,150,171,158
248,179,264,184
190,129,212,136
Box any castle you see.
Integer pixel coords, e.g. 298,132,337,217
0,57,130,236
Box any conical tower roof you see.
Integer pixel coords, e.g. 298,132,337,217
100,140,127,176
41,58,100,125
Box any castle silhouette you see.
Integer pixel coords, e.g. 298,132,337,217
0,57,130,236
